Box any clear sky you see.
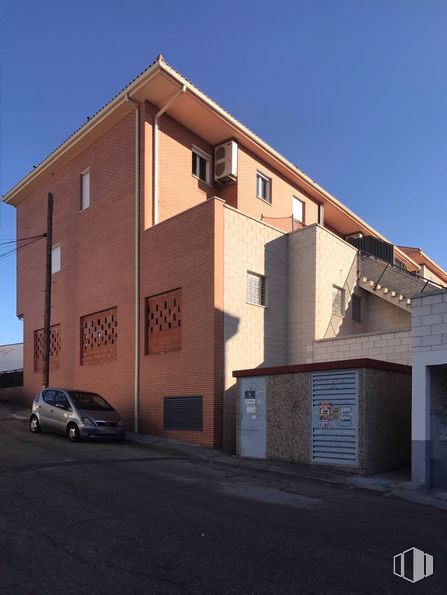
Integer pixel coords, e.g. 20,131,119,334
1,0,446,344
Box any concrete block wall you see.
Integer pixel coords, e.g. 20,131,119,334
365,291,410,333
314,225,359,341
412,291,447,352
223,206,288,451
313,330,411,366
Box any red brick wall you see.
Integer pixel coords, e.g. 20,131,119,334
16,111,136,427
139,198,224,448
235,146,320,230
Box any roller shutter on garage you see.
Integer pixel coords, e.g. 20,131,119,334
311,370,358,466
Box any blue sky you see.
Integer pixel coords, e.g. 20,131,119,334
1,0,446,344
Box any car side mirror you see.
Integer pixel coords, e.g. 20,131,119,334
54,403,64,409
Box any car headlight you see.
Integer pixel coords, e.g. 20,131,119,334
81,417,95,425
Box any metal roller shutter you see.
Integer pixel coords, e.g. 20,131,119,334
164,396,203,431
311,370,358,466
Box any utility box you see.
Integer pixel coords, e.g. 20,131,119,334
239,376,267,458
234,359,411,475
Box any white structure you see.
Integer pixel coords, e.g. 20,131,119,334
0,343,23,373
412,290,447,487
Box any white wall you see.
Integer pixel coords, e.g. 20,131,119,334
411,290,447,484
0,343,23,372
314,330,411,365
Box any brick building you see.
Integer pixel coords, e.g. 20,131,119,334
3,55,447,451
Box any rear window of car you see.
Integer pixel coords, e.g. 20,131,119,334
68,391,113,411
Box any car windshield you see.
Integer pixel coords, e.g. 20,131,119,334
68,391,114,411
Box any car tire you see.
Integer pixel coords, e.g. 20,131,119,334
30,415,41,433
66,423,80,442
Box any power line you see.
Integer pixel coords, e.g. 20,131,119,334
0,233,46,248
0,236,44,262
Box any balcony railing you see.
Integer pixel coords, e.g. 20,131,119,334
359,253,444,300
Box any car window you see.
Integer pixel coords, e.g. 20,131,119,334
43,390,57,405
54,391,70,409
68,391,113,411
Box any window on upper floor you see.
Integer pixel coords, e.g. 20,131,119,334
192,147,211,184
352,294,361,322
80,170,90,210
293,196,305,223
247,272,266,306
332,285,344,317
256,172,271,204
51,245,61,274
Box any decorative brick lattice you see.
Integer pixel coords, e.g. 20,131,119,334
146,289,182,354
81,307,117,365
34,325,61,372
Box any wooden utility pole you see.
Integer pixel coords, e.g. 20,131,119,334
42,192,53,388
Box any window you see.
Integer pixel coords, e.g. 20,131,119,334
247,272,266,306
51,245,61,274
352,295,361,322
256,172,271,203
146,288,182,354
43,390,57,405
192,147,210,183
81,308,117,365
80,170,90,210
332,285,344,317
293,196,305,223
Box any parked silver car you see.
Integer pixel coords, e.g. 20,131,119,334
29,388,126,442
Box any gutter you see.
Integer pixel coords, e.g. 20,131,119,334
125,93,141,434
153,85,186,224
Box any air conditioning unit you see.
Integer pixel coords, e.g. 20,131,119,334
345,233,363,241
214,140,238,183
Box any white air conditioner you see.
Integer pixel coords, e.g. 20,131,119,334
346,233,363,241
214,140,238,183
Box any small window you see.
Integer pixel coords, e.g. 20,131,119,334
332,285,344,317
247,272,266,306
192,147,210,183
51,245,61,274
293,196,304,223
256,172,271,203
352,295,361,322
81,170,90,210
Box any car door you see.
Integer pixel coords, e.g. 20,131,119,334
52,391,72,435
39,390,57,431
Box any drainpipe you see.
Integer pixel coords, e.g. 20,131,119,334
125,93,141,433
153,85,186,224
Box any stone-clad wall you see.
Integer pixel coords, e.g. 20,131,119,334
266,373,310,463
359,369,411,474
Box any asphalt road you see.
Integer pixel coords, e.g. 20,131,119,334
0,402,446,595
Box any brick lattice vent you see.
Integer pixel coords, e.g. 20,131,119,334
81,307,117,365
146,289,182,354
34,324,61,372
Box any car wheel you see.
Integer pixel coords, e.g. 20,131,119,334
66,423,80,442
30,415,41,433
